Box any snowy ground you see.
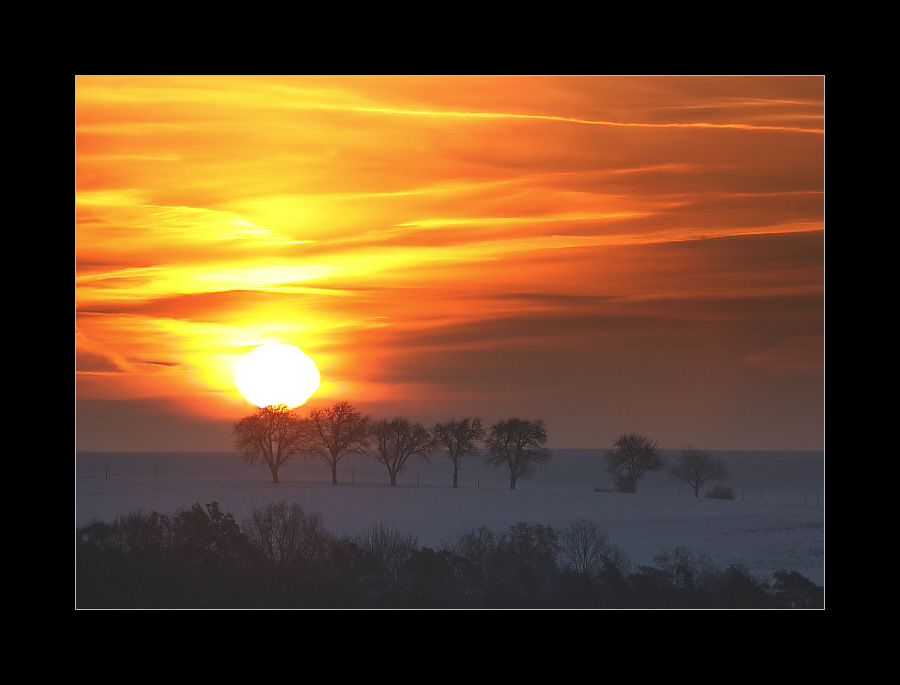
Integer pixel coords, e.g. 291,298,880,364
75,449,825,587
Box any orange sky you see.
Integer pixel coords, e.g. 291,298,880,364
75,75,825,452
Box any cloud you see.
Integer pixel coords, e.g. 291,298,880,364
76,348,122,373
741,336,824,374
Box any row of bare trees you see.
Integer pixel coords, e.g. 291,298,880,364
233,401,551,489
234,402,728,495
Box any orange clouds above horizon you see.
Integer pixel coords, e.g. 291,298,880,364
75,75,824,452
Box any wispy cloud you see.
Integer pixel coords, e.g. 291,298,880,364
285,100,824,134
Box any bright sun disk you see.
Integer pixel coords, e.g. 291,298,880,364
234,342,321,408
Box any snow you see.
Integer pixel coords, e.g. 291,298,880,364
75,449,825,587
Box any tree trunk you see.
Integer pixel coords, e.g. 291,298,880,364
331,462,338,485
509,477,516,490
267,455,280,483
390,471,397,486
453,471,459,488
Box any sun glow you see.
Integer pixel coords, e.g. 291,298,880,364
234,343,321,408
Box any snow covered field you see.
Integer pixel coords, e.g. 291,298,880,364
75,449,825,587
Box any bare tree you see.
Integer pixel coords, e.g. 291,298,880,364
485,418,551,490
306,401,371,484
558,518,619,577
669,446,728,497
371,417,435,486
653,546,718,590
233,404,310,483
604,433,665,493
356,523,419,584
243,501,330,566
433,417,485,488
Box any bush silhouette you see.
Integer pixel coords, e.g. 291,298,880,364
706,485,735,500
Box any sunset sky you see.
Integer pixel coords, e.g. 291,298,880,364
75,75,824,452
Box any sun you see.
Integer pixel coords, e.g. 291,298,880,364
234,343,321,408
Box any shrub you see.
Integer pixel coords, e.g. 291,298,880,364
706,485,735,500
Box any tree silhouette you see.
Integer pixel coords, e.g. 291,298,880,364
433,417,485,488
485,418,551,490
604,433,665,493
371,417,435,486
669,446,728,497
306,401,371,484
233,404,310,483
558,518,618,577
242,501,329,566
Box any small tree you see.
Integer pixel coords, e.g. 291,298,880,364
233,404,310,483
488,522,560,607
669,446,728,498
306,401,371,485
485,418,552,490
605,433,665,493
371,417,435,486
772,569,824,609
653,546,718,592
433,417,485,488
170,502,246,567
243,501,330,567
558,518,618,578
356,524,419,586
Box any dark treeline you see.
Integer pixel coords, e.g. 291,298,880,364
76,501,823,609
